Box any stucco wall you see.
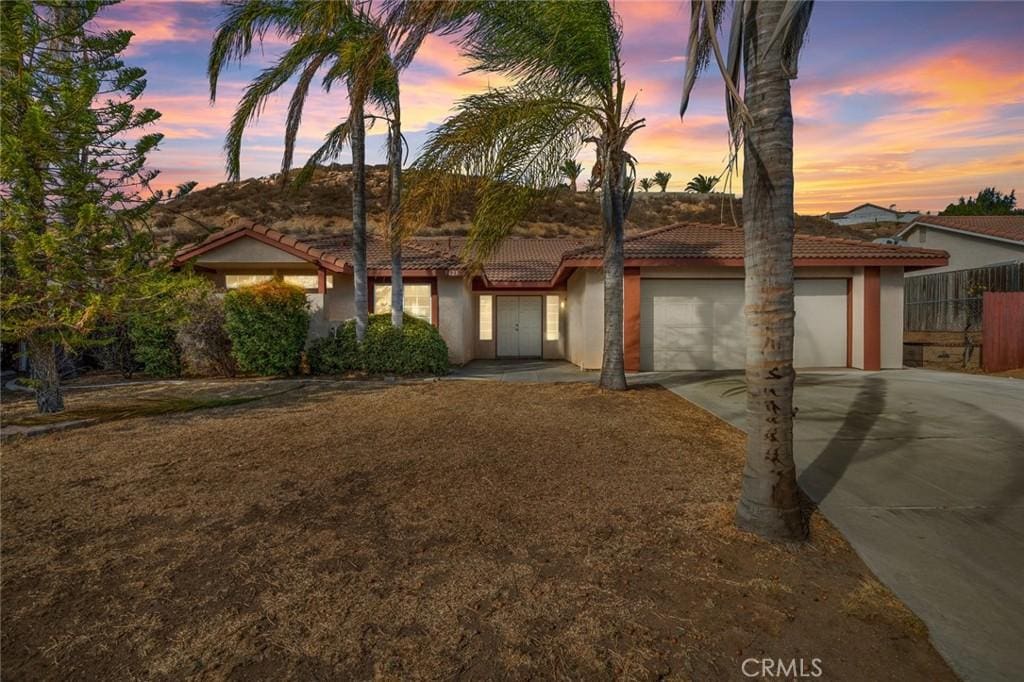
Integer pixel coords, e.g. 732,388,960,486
195,237,305,264
324,275,355,326
880,267,905,368
902,225,1024,275
437,275,473,365
566,269,604,369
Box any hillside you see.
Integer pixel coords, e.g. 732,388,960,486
153,165,902,246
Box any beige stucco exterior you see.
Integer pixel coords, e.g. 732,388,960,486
901,224,1024,275
187,235,914,372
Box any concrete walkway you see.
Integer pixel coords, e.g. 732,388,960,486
449,359,598,383
662,369,1024,682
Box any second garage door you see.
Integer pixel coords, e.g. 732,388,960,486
639,279,848,370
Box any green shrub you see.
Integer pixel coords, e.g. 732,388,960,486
224,280,309,375
307,321,360,374
129,313,181,377
308,313,448,376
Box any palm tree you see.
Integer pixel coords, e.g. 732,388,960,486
560,159,583,193
639,177,654,192
681,0,814,541
399,1,644,390
685,173,719,193
208,0,383,340
294,9,422,329
653,170,672,192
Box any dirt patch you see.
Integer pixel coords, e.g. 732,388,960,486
1,381,954,679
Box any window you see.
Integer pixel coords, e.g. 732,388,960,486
225,274,272,289
479,295,493,341
282,274,332,290
374,283,432,322
545,295,560,341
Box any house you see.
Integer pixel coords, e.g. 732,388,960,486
173,221,948,372
895,215,1024,276
825,203,920,226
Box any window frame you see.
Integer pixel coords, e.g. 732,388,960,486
479,295,493,341
545,295,560,341
374,282,433,323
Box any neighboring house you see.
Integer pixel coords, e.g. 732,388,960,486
173,221,948,372
896,215,1024,276
825,203,921,226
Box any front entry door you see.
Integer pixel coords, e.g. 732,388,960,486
496,296,543,358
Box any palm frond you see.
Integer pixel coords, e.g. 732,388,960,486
208,0,298,101
680,0,726,117
281,52,327,179
456,2,620,102
222,34,329,181
293,119,353,187
408,83,597,265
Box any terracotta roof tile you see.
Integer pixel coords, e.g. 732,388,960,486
408,236,584,282
176,221,949,283
906,215,1024,244
566,223,948,262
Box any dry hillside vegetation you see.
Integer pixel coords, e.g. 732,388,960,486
152,165,899,246
2,380,954,680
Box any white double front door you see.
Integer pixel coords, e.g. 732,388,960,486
496,296,543,358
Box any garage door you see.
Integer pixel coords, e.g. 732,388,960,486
639,279,847,370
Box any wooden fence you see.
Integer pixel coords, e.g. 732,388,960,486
904,262,1024,331
983,292,1024,371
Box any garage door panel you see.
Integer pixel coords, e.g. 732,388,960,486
640,278,847,371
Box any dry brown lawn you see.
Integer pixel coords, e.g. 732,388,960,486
1,380,954,680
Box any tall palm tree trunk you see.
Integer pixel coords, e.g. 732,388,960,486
28,334,64,414
388,94,404,328
735,1,805,540
350,93,369,341
599,145,627,391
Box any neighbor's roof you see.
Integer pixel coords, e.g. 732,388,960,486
174,221,949,284
827,203,920,219
565,223,949,264
899,215,1024,245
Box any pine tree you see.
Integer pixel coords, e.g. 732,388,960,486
1,0,181,413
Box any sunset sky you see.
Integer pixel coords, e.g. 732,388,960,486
99,0,1024,215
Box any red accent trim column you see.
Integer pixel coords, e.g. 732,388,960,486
623,268,641,372
430,279,439,328
317,268,327,294
846,278,853,368
863,267,881,371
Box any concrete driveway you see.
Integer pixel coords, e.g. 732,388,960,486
662,369,1024,682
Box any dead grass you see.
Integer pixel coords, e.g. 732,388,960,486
842,579,929,639
1,380,954,680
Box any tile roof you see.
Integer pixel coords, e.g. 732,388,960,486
173,221,350,270
175,221,949,284
411,237,584,282
905,215,1024,244
300,233,463,272
566,223,949,262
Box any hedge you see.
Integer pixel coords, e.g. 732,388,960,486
224,280,309,375
308,313,448,376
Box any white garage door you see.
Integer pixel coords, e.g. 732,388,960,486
639,279,847,371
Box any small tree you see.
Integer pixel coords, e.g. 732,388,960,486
653,171,672,192
941,188,1020,216
560,159,583,192
1,0,176,412
685,173,719,193
639,177,654,192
